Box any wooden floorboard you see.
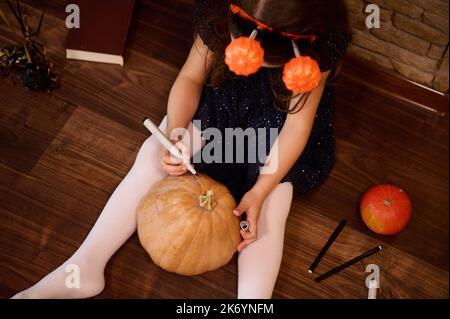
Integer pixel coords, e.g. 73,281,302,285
0,0,448,298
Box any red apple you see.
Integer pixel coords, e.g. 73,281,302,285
360,184,412,235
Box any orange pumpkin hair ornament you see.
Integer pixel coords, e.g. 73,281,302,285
282,40,322,93
226,4,321,93
225,29,264,76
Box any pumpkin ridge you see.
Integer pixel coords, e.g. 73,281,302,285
183,175,202,191
136,196,160,229
210,206,237,266
204,221,231,274
212,185,238,239
161,197,194,216
214,185,236,211
172,207,205,274
195,175,209,193
141,198,187,234
178,180,203,202
202,210,216,273
192,213,212,274
143,196,192,254
211,199,238,251
157,204,200,269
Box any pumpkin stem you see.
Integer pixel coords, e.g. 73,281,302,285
199,190,216,211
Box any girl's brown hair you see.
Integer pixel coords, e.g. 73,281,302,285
195,0,350,113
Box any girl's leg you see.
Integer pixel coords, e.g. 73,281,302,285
13,116,201,299
237,182,293,299
13,132,166,299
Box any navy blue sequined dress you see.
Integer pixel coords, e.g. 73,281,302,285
191,0,351,201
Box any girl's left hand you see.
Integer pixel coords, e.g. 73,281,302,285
233,188,265,252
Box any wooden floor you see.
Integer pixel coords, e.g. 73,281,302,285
0,0,448,299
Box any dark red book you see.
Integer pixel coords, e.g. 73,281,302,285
65,0,135,66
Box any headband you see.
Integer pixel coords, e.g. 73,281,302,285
230,3,317,42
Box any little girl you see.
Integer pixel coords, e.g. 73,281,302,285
14,0,351,299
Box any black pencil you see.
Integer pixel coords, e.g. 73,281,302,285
315,245,382,283
308,219,346,274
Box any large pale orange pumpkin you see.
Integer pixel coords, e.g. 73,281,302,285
137,174,241,276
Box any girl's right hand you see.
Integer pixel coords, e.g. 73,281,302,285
159,141,192,176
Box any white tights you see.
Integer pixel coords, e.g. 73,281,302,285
13,117,293,299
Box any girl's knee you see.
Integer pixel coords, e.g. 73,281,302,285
276,182,294,198
131,136,164,175
138,136,161,160
277,182,294,222
259,182,293,230
268,182,294,214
